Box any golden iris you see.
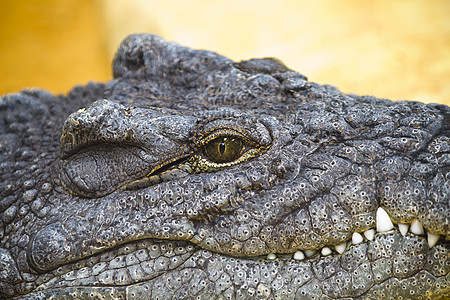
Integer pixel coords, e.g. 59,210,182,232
204,136,244,163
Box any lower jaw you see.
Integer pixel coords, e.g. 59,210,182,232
18,230,449,299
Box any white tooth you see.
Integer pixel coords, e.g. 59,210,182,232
427,232,440,248
267,253,277,260
293,251,305,260
352,232,363,245
410,219,424,235
376,207,394,232
364,229,375,241
398,223,409,236
321,247,332,256
304,250,316,257
335,242,347,254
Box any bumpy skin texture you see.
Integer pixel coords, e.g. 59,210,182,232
0,34,449,299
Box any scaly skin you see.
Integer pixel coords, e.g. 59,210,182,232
0,34,448,299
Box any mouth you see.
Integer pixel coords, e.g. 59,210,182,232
24,206,448,299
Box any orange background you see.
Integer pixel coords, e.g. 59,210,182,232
1,0,449,105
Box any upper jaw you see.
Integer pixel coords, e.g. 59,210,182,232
29,173,446,275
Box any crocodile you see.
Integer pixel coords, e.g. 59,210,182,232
0,34,449,299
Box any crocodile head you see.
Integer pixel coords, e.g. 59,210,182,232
1,34,448,299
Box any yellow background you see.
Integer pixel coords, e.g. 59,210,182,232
1,0,449,105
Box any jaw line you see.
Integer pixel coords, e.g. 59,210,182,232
29,212,445,295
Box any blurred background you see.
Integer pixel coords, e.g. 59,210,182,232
1,0,449,105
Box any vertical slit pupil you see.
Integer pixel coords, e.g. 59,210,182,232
204,135,244,163
219,140,227,155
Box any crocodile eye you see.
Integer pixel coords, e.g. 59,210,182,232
204,136,244,163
